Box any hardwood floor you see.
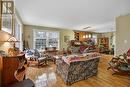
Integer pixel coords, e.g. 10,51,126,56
26,54,130,87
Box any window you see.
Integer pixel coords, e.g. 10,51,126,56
34,30,59,50
92,34,97,45
14,15,23,50
2,14,12,34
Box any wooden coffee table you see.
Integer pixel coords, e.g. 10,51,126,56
27,57,47,67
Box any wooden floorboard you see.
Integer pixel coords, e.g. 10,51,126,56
26,54,130,87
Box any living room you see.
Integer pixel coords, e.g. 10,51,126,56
0,0,130,87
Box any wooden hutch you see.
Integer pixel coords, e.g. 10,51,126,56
98,37,109,53
0,54,26,87
74,31,92,42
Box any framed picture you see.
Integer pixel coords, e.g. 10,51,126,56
2,14,12,34
64,36,70,42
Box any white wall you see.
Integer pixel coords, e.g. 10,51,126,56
116,14,130,55
23,25,74,50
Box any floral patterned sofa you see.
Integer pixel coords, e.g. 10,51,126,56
56,53,100,85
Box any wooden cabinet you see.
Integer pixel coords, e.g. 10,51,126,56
74,31,92,41
98,37,109,48
79,32,87,42
99,37,108,44
0,54,26,87
0,0,2,31
74,32,80,41
98,37,109,53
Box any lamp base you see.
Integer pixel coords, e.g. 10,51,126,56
8,47,19,56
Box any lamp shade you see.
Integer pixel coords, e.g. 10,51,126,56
7,36,18,42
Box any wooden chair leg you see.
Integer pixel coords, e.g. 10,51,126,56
107,67,111,70
112,72,117,75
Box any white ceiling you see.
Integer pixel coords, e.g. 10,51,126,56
15,0,130,33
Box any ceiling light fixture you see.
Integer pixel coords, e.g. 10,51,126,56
83,26,91,30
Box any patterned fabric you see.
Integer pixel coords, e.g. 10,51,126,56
85,52,101,58
56,57,100,85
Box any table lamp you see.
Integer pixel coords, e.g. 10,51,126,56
7,36,19,56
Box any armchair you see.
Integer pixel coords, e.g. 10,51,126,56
43,47,58,63
107,54,130,75
25,49,47,67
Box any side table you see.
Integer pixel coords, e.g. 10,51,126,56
53,55,62,64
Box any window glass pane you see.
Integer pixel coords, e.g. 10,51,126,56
15,19,21,47
36,32,46,39
2,14,12,34
49,38,58,47
35,39,46,50
48,32,58,38
34,30,59,50
48,32,59,48
92,34,97,44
